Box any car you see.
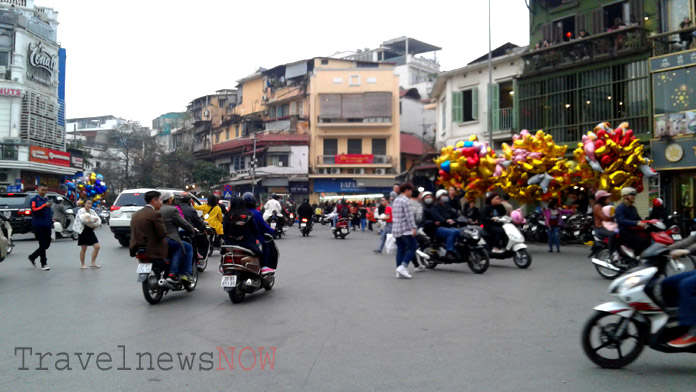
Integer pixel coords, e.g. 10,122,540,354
109,188,202,247
0,192,76,235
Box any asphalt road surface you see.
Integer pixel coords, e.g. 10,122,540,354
1,223,694,391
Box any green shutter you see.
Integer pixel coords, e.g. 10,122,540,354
512,79,519,130
471,87,479,121
490,84,499,130
452,91,463,123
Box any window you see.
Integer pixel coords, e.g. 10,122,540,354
0,51,8,67
452,88,478,122
323,138,338,155
225,128,229,140
349,75,361,86
321,59,329,65
235,125,240,138
291,101,304,117
318,93,392,123
372,138,386,155
441,99,447,131
667,0,693,31
215,133,220,143
267,154,289,167
347,139,362,154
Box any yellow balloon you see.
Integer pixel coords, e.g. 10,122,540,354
455,141,464,148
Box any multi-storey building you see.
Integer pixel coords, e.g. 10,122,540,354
152,112,189,153
0,1,77,192
190,90,237,159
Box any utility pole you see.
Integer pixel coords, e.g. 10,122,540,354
251,128,257,194
487,0,494,148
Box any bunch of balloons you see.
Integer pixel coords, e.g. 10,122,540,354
573,122,657,200
499,129,572,204
65,172,109,205
434,135,502,199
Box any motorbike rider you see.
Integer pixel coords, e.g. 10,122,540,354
463,200,480,224
129,190,172,263
160,191,196,283
52,197,67,235
423,189,460,260
194,195,224,247
297,198,314,229
481,192,508,252
592,190,618,260
662,236,696,347
648,197,668,221
242,192,276,273
176,195,206,232
263,193,284,222
615,187,650,256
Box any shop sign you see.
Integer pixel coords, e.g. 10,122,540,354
335,154,374,164
651,137,696,170
650,50,696,72
29,146,71,167
26,42,58,86
71,155,84,169
313,179,390,193
290,183,309,193
0,88,22,97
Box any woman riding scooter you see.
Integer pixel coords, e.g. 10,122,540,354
482,192,507,252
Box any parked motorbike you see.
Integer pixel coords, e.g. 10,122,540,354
589,220,696,280
331,217,350,239
134,242,199,305
561,213,594,245
581,243,696,369
479,216,532,268
267,211,286,239
53,208,78,240
522,211,546,243
299,217,312,237
415,218,490,274
220,233,277,303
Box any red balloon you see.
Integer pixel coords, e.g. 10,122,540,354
601,154,613,166
462,147,475,157
636,182,644,193
594,139,605,149
625,129,634,139
596,130,607,139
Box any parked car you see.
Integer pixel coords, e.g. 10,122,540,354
109,188,202,247
0,192,76,235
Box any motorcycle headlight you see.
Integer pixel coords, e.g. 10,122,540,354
609,268,655,294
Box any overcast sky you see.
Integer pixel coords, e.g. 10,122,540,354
43,0,530,127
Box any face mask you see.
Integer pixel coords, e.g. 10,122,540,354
441,196,450,203
424,198,434,205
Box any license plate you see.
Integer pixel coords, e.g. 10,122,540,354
221,275,237,288
136,263,152,274
342,228,348,233
574,230,580,236
271,222,276,229
672,234,683,240
300,223,306,228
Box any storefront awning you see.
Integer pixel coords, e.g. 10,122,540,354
261,178,289,187
229,178,261,186
0,160,80,176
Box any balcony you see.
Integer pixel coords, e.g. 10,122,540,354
648,26,696,56
317,155,393,166
264,116,307,132
0,143,19,160
522,26,649,75
193,139,210,153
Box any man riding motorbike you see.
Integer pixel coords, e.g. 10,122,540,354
129,191,171,265
423,189,460,260
52,197,67,235
615,187,650,256
160,191,196,283
481,192,508,252
263,194,284,221
242,192,276,273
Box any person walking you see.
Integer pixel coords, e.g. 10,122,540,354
28,184,53,271
74,199,102,269
543,198,573,253
409,187,425,271
373,197,392,254
392,182,418,279
359,203,368,232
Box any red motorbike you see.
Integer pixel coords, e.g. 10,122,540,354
331,217,350,239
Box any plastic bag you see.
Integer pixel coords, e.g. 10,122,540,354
385,234,396,255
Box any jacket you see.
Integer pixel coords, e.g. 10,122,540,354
297,202,314,219
30,194,52,228
129,205,169,258
481,204,507,228
543,207,573,228
615,202,642,234
180,203,206,231
160,204,195,249
194,203,223,235
72,207,101,234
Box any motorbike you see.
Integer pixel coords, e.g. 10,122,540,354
522,211,546,243
0,214,12,261
184,228,210,272
331,217,350,239
561,213,594,245
98,208,110,225
220,233,277,303
53,208,78,240
134,241,199,305
589,220,696,280
315,212,336,226
299,217,312,237
415,218,490,274
267,211,286,239
202,214,221,257
581,243,696,369
286,212,295,228
479,216,532,268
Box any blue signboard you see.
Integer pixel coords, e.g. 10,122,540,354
312,179,390,193
289,183,309,193
6,185,21,192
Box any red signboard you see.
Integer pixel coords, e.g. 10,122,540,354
29,146,71,167
335,154,374,164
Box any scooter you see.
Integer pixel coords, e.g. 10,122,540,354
479,216,532,268
589,220,695,280
286,212,295,228
415,220,490,274
581,243,696,369
267,211,285,239
0,214,12,261
202,216,220,257
134,240,199,305
220,233,277,304
331,217,350,239
299,217,312,237
53,208,78,240
522,211,547,243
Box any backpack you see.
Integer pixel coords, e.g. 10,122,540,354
225,212,256,242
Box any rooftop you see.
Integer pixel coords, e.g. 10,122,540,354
382,37,442,55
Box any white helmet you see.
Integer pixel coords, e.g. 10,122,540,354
436,189,448,199
421,191,433,199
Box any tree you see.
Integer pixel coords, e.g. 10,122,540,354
193,160,227,193
108,121,147,189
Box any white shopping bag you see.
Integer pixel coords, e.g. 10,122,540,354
385,234,397,255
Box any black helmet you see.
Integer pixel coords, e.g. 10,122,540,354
303,198,309,203
271,193,279,200
242,192,256,208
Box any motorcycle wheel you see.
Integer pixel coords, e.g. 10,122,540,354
71,231,79,240
581,311,646,369
594,249,621,280
118,237,130,248
184,266,198,292
229,287,246,303
142,275,163,304
468,250,490,274
7,242,13,255
264,278,275,291
513,249,532,269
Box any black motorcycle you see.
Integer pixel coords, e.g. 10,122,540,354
299,217,312,237
134,239,199,305
415,218,490,274
220,233,278,304
522,211,547,243
268,211,285,239
561,213,593,245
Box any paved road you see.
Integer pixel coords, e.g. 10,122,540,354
1,224,694,391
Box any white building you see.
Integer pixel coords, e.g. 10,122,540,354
66,115,126,147
430,43,526,149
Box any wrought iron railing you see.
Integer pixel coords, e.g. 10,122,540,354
648,26,696,56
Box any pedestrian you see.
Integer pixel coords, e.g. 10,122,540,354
543,199,573,253
366,201,376,231
359,203,367,232
373,197,392,254
28,184,53,270
392,182,418,279
74,199,102,269
409,187,425,271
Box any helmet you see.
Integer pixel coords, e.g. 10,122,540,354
621,187,637,197
594,190,611,201
271,193,279,200
435,189,448,199
159,190,174,202
653,197,663,207
421,191,433,199
303,198,309,203
242,192,256,208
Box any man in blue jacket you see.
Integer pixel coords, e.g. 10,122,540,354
615,187,649,256
242,192,276,273
28,184,53,270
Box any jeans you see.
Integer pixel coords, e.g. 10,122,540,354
29,226,52,266
376,223,392,252
593,227,616,254
167,238,183,276
332,215,338,227
547,226,560,251
662,270,696,326
395,235,417,268
360,218,367,232
435,227,459,252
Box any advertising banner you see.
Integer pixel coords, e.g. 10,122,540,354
29,146,71,167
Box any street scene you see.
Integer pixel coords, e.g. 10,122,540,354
2,0,696,390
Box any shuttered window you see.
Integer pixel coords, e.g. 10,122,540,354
347,139,362,154
318,93,392,121
319,94,342,119
452,91,463,122
364,92,392,118
342,94,363,119
452,88,478,123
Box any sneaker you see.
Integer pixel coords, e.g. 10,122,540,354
557,249,560,253
492,247,503,253
396,265,412,279
261,267,276,275
28,256,36,268
395,272,401,279
166,274,179,284
667,334,696,348
373,249,382,254
612,252,621,262
548,249,553,253
180,274,194,282
415,265,426,272
41,265,50,271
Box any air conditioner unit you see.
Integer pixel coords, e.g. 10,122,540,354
277,161,283,167
351,168,365,174
374,168,385,175
316,168,327,174
330,168,341,174
262,95,269,102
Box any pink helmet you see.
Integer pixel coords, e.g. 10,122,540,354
594,190,611,201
